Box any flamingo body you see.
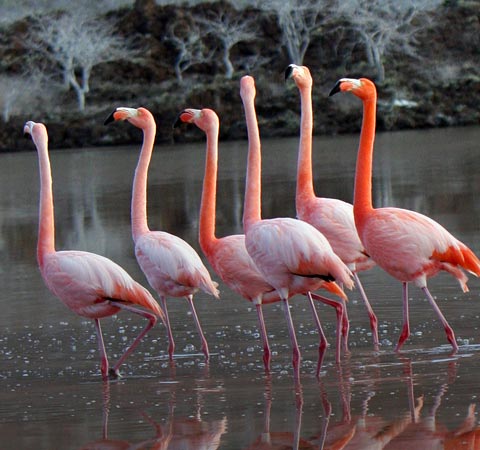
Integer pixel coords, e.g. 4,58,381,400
135,231,218,298
204,234,279,305
105,106,218,361
359,207,477,290
329,77,480,351
41,250,161,319
241,75,353,377
286,64,378,350
25,120,163,379
245,217,352,300
297,196,374,272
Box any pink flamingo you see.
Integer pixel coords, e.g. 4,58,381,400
24,121,164,380
104,107,219,361
286,64,378,351
175,107,347,372
241,75,354,379
329,78,480,352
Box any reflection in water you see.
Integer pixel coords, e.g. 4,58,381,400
80,379,227,450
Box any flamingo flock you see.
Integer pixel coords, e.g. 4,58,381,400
22,67,480,381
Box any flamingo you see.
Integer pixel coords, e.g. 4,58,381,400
24,120,164,380
240,75,354,380
175,107,347,372
286,64,379,351
329,77,480,352
104,107,219,361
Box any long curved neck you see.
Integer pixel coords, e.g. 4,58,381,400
36,135,56,267
242,94,262,232
354,95,376,228
132,122,156,242
199,122,219,253
296,81,315,207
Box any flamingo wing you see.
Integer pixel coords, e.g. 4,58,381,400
208,235,278,303
300,197,371,266
41,250,163,319
135,231,219,298
361,207,480,287
247,218,353,288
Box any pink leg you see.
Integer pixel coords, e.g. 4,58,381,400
186,295,210,361
281,298,301,381
421,286,458,352
306,292,328,376
110,302,158,377
396,282,410,352
309,292,343,365
341,300,350,353
255,304,271,372
337,283,350,352
94,319,109,380
160,297,175,360
354,272,379,350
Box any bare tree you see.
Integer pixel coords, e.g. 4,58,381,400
335,0,442,83
245,0,332,65
195,8,257,79
164,19,214,83
25,11,138,111
0,72,48,122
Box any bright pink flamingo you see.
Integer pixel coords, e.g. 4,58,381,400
286,64,378,351
174,107,279,371
24,121,164,380
329,78,480,352
105,107,219,361
241,75,354,379
175,108,346,372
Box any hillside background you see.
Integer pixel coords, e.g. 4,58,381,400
0,0,478,151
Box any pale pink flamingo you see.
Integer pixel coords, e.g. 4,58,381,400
175,107,347,372
104,107,219,361
241,75,354,380
286,64,378,351
24,120,164,380
329,78,480,352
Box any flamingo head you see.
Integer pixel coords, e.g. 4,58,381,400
239,75,256,104
104,106,154,130
329,77,376,100
174,108,219,133
23,121,48,146
285,64,312,89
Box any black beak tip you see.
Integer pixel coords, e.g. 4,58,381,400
172,112,185,129
104,110,116,126
284,65,294,81
328,81,342,97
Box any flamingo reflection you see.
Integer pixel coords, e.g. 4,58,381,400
243,376,316,450
79,381,227,450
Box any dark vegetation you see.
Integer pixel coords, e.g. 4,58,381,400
0,0,478,151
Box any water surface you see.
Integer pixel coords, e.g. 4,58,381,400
1,126,480,449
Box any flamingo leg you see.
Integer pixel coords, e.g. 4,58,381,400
396,282,410,352
421,286,458,352
354,272,379,350
94,319,109,380
160,296,175,360
305,293,329,377
186,295,210,361
255,304,271,372
281,298,301,380
109,302,158,377
309,292,344,365
338,282,350,352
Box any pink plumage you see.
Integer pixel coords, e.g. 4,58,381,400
25,120,163,380
106,106,219,362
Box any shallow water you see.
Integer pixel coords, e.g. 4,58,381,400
1,126,480,449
